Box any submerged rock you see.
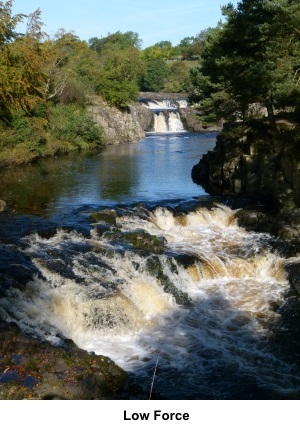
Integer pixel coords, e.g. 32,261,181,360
124,230,166,254
146,256,192,305
91,209,117,225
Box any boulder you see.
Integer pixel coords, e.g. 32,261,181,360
0,200,6,212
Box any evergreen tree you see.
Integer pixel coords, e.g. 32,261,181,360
189,0,300,128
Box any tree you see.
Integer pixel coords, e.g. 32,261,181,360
179,35,203,60
0,0,24,44
43,29,102,105
140,58,169,92
142,40,180,60
89,31,142,54
189,0,300,128
164,61,192,93
0,3,47,122
96,47,146,108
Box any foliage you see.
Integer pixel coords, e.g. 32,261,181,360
43,30,98,105
89,31,142,53
189,0,300,128
140,58,169,92
48,104,104,148
142,40,181,61
179,34,203,60
164,61,192,93
0,0,24,44
95,47,145,108
0,3,47,122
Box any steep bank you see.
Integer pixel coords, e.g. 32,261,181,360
88,96,153,144
192,120,300,239
192,120,300,208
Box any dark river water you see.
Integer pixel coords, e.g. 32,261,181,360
0,132,216,216
0,132,300,400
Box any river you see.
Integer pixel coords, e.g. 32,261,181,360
0,131,299,399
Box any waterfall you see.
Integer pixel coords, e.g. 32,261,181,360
168,111,185,132
153,111,168,133
140,96,187,133
153,110,185,133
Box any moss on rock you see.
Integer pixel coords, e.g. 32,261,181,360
0,320,127,400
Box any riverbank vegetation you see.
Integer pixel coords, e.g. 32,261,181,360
0,1,202,166
1,0,300,166
190,0,300,212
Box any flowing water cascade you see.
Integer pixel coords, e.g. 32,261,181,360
1,202,299,399
140,98,187,133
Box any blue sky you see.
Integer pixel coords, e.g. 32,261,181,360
12,0,239,48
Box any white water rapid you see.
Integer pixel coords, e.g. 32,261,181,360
2,203,300,399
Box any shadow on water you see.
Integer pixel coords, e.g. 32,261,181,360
122,293,300,400
0,133,217,216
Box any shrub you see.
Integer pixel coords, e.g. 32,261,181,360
48,104,104,148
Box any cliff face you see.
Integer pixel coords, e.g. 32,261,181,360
192,121,300,209
88,97,153,144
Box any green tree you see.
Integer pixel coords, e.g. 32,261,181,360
140,58,169,92
189,0,300,128
43,29,100,105
179,35,203,60
142,40,180,60
89,31,142,54
164,61,192,92
96,47,145,108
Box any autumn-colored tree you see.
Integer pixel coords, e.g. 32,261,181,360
43,30,99,105
0,2,47,122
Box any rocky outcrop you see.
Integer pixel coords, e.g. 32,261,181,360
192,120,300,210
192,120,300,242
0,200,6,212
88,97,152,144
235,206,300,242
179,107,223,132
0,319,128,400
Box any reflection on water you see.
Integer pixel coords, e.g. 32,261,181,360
0,133,217,216
2,131,299,399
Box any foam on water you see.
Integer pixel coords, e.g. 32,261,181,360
1,203,299,398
